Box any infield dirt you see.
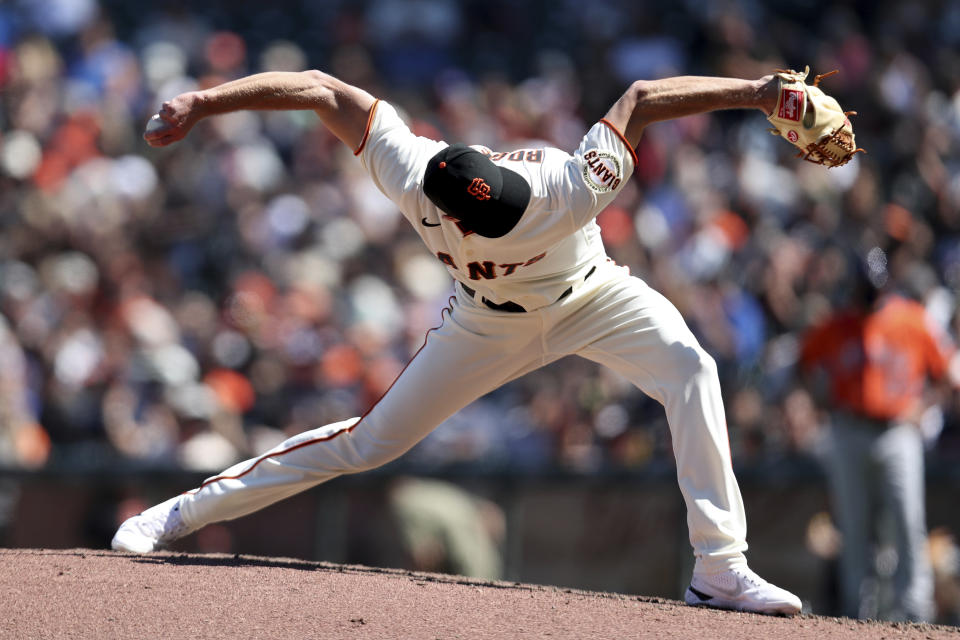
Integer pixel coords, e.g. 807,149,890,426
1,548,956,639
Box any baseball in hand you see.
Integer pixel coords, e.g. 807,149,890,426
145,114,166,135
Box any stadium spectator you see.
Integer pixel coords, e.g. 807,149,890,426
799,247,959,621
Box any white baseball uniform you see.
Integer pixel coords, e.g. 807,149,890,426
177,100,749,574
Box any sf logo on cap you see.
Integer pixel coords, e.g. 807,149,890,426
467,178,492,201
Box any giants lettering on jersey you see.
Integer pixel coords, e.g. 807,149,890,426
582,150,622,193
436,251,546,279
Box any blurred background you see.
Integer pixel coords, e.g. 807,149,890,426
1,0,959,624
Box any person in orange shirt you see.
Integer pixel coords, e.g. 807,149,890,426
800,248,957,621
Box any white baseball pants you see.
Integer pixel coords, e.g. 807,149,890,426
179,261,748,573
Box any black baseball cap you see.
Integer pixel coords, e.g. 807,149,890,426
423,143,531,238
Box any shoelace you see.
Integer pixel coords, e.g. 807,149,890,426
157,508,190,543
731,568,764,589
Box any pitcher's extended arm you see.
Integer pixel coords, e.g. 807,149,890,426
144,70,376,151
603,75,778,148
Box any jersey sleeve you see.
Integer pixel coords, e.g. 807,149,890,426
542,119,638,231
356,101,447,224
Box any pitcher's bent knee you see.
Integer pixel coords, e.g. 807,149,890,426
696,349,718,379
667,341,718,382
330,428,418,474
344,443,405,473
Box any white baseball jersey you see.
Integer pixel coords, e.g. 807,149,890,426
357,101,637,310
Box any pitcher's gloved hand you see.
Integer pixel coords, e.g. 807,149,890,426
766,66,864,167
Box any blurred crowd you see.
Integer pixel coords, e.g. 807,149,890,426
0,0,959,476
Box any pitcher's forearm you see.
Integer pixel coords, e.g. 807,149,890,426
631,76,775,122
194,71,345,114
197,70,375,149
605,75,778,148
151,70,376,150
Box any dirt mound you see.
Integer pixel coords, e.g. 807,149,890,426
1,548,955,639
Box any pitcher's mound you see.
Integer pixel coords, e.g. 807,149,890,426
0,549,954,639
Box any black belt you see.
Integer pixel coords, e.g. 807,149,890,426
460,266,596,313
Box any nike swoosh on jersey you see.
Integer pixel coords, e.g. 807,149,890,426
420,218,441,227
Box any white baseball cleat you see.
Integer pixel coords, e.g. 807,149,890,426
111,496,195,553
684,565,802,616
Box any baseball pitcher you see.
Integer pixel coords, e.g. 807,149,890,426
112,65,854,615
